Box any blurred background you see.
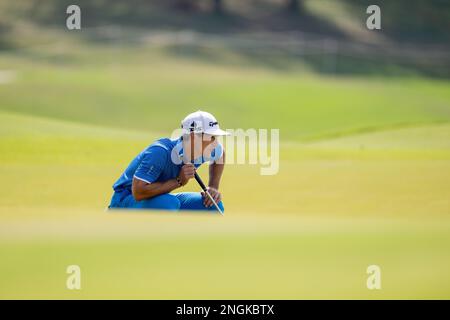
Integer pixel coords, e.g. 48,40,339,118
0,0,449,299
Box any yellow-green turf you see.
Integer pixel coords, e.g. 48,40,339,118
0,43,449,299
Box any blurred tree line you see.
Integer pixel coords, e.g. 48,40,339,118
344,0,450,42
1,0,448,42
173,0,304,14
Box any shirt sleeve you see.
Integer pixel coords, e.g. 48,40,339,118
133,146,167,184
209,143,224,163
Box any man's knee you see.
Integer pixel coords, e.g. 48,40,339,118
175,192,224,212
208,201,224,213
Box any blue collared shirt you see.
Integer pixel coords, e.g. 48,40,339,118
112,137,223,192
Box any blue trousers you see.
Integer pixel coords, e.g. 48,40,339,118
109,190,224,212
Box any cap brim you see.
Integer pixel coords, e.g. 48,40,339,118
204,128,230,136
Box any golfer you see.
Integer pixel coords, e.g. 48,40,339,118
109,110,228,212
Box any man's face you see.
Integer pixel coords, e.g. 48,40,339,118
183,133,218,163
202,134,217,152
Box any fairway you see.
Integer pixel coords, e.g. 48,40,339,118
1,35,450,298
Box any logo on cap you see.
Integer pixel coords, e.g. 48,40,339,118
186,120,203,132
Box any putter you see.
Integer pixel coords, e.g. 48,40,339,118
194,172,224,216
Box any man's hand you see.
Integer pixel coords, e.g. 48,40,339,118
178,164,195,185
202,187,221,208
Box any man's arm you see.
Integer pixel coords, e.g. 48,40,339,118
132,178,179,201
203,151,225,207
208,151,225,189
132,164,195,201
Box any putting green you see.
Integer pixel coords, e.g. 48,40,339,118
1,110,449,299
1,212,450,299
1,43,450,298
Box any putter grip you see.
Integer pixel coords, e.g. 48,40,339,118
194,172,207,191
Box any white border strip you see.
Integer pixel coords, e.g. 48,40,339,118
133,175,152,184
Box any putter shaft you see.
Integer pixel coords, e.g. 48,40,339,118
194,172,224,215
204,189,224,215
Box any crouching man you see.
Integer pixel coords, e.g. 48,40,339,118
108,110,229,212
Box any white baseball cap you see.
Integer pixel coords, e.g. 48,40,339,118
181,110,230,136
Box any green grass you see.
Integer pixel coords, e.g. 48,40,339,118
2,215,450,299
1,44,450,140
0,36,450,298
1,111,449,299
